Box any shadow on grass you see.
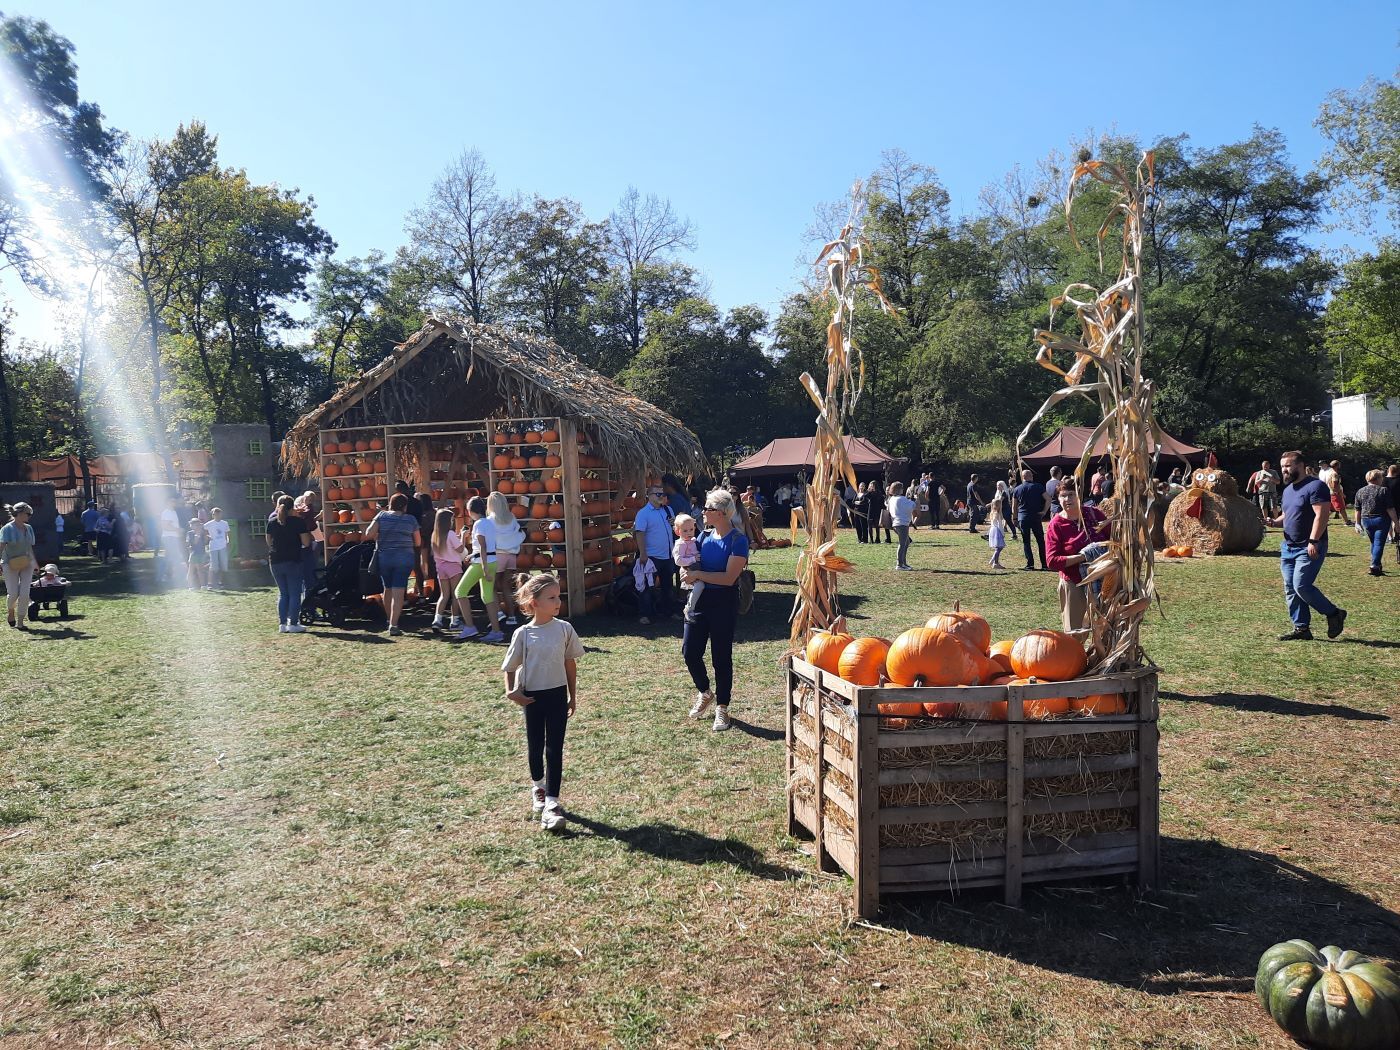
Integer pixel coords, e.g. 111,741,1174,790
1337,637,1400,650
728,717,783,742
22,626,94,641
567,814,799,881
1162,690,1388,721
880,837,1400,995
578,589,861,644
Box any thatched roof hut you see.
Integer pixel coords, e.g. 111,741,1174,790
281,317,706,480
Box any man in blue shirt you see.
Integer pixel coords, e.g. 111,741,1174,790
1011,469,1048,570
632,484,676,624
80,500,100,557
1266,450,1345,641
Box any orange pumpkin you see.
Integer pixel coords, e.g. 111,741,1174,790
542,429,559,443
510,456,528,470
545,454,561,468
1010,629,1087,682
528,481,544,494
1006,677,1071,719
325,463,341,477
886,628,979,687
989,651,1014,674
369,437,384,451
524,430,542,443
337,509,353,524
878,701,925,717
511,504,528,519
836,637,890,686
530,502,549,520
357,506,375,523
327,531,345,547
528,455,546,468
493,432,509,445
805,630,855,675
492,454,511,470
1070,692,1128,715
374,481,388,498
925,604,992,654
547,523,564,541
322,441,339,455
498,480,515,495
354,439,370,453
551,551,568,568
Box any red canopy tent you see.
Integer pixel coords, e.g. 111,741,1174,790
728,435,897,478
1021,426,1205,470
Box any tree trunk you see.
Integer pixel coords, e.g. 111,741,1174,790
0,322,20,482
142,287,178,484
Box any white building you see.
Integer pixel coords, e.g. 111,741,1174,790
1332,394,1400,444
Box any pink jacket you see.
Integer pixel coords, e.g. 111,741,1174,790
1046,507,1108,583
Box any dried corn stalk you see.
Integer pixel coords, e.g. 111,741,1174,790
1016,153,1161,672
790,184,896,648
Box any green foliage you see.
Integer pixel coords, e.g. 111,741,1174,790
1316,68,1400,230
618,298,772,456
1325,243,1400,400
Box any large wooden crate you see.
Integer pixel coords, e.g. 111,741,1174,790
786,657,1159,916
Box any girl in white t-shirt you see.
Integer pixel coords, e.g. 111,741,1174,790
487,491,524,627
430,508,467,630
501,573,584,832
454,496,503,642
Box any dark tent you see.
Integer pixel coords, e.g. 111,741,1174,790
729,436,897,478
1021,426,1206,471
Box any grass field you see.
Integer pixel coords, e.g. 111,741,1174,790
2,523,1397,1049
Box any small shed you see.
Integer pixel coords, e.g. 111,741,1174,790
281,317,706,616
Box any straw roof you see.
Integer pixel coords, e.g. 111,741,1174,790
281,317,706,478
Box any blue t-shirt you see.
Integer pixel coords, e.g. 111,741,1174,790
664,488,693,518
697,527,749,579
633,502,674,560
1280,477,1330,545
1012,482,1046,519
81,508,99,531
371,510,419,552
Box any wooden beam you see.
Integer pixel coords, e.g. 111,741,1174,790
558,417,586,616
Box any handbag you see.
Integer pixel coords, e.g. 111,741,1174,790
7,554,31,574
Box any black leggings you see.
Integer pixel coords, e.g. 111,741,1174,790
523,685,569,797
682,585,738,706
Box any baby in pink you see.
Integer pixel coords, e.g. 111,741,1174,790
672,514,703,622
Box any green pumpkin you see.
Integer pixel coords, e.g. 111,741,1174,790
1255,939,1400,1049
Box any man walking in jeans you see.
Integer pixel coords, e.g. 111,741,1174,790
1267,450,1346,641
1011,468,1048,570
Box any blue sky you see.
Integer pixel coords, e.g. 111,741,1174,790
6,0,1398,343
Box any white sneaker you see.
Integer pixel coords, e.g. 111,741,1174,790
286,623,307,634
541,801,565,832
278,623,288,633
432,616,446,629
449,617,462,629
505,616,518,626
689,690,714,719
530,785,546,814
712,706,732,732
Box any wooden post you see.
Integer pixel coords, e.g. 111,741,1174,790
812,671,837,874
854,683,880,919
1137,673,1160,889
1004,682,1026,907
785,659,799,838
557,418,586,616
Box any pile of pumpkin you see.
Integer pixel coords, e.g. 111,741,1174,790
805,607,1127,721
1162,544,1194,558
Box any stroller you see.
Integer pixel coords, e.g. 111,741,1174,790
301,541,385,628
28,565,71,621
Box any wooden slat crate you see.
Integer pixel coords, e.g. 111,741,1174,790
786,656,1159,916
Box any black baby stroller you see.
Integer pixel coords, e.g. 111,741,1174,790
28,565,71,621
301,541,385,628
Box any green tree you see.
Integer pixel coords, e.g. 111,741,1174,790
619,298,770,457
605,187,695,359
309,251,390,399
498,197,607,360
1325,243,1400,400
1315,68,1400,230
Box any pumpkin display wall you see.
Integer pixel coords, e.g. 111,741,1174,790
1163,469,1265,555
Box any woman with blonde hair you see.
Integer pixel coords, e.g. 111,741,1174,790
429,507,467,629
1,502,36,630
487,491,524,626
680,488,751,731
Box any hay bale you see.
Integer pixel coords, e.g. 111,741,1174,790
1164,488,1265,554
1189,467,1240,498
1099,494,1168,549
